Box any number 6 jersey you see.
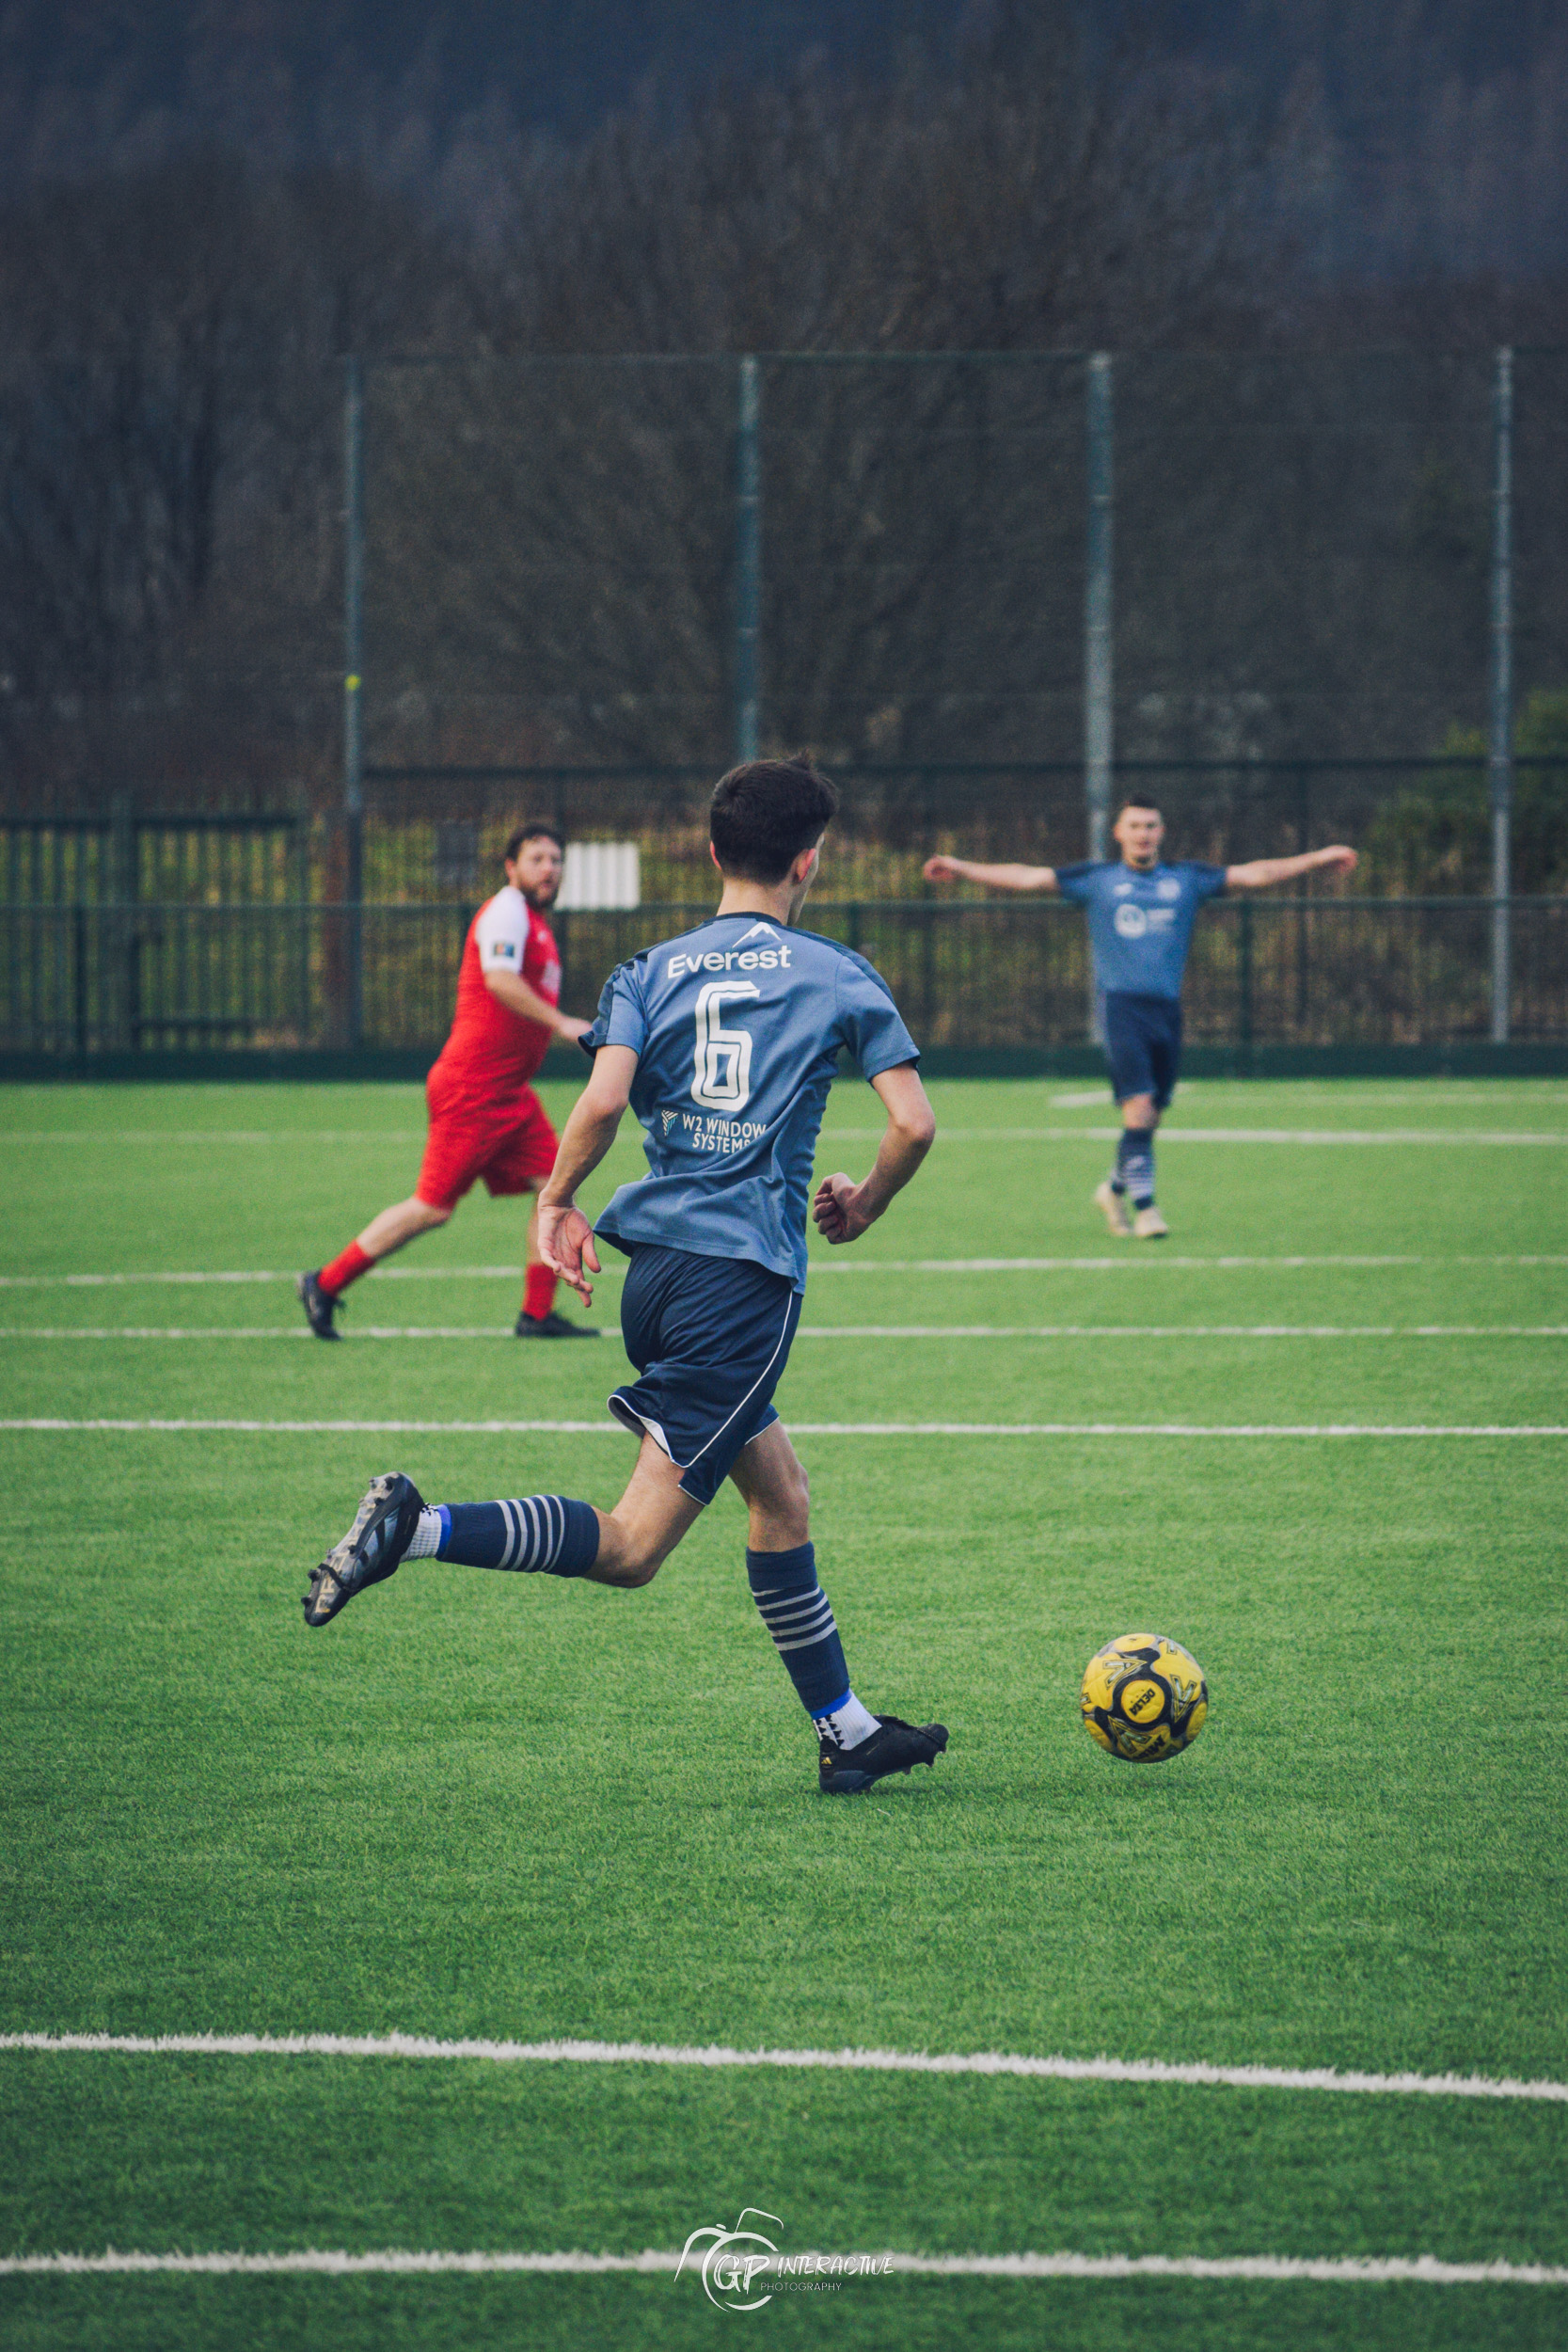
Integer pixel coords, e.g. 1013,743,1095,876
581,913,919,1290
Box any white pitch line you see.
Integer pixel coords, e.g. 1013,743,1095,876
822,1127,1568,1146
5,2029,1564,2102
0,2248,1564,2286
0,1130,430,1145
7,1125,1568,1146
0,1266,597,1289
0,1255,1564,1290
2,1325,1563,1343
0,1416,1560,1438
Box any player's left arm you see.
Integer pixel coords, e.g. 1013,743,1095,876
1225,846,1358,891
483,967,592,1042
812,1063,937,1247
534,1044,639,1303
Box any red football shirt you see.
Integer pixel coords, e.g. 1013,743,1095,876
429,885,561,1104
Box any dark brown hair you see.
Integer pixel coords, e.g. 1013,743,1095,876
709,755,838,882
504,819,564,862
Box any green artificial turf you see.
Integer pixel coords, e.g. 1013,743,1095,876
1,1075,1565,2349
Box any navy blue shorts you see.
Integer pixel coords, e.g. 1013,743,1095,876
1102,991,1183,1110
608,1243,802,1506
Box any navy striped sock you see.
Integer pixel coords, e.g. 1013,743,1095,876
747,1543,851,1716
427,1498,600,1578
1117,1127,1155,1208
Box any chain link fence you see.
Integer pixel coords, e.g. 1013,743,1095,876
2,347,1565,1063
4,898,1565,1063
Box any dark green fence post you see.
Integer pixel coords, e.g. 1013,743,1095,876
294,814,312,1046
73,903,87,1061
734,355,761,764
1488,345,1513,1045
555,904,572,1015
1238,896,1255,1069
1084,352,1114,1043
111,795,137,1051
343,354,366,1049
1294,767,1310,1035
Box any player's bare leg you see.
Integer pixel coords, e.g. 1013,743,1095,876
581,1435,703,1586
730,1422,947,1793
515,1194,599,1340
729,1420,811,1550
297,1194,451,1338
356,1194,452,1258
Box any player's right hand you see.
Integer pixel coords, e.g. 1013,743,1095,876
813,1172,871,1247
537,1202,600,1303
923,855,960,882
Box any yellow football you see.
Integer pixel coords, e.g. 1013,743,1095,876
1081,1632,1208,1763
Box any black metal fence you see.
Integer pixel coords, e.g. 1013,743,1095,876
3,898,1564,1060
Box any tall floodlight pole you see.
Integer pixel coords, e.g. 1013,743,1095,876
343,355,366,1050
1488,345,1514,1047
1084,352,1115,1036
734,355,761,765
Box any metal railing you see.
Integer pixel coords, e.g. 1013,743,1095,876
2,898,1564,1059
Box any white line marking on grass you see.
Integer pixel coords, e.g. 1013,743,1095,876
3,1420,1564,1438
3,1256,1563,1289
9,1124,1568,1146
822,1126,1568,1146
0,1265,628,1289
1,2248,1564,2286
793,1326,1568,1340
0,1130,430,1145
0,1327,599,1341
5,2031,1567,2102
4,1325,1563,1343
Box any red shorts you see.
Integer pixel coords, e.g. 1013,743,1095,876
416,1079,559,1211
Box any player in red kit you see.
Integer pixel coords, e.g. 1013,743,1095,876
297,821,596,1340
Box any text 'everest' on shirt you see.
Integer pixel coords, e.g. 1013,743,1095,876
581,914,919,1292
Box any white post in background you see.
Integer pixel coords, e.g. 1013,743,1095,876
1488,344,1514,1047
1084,352,1115,1038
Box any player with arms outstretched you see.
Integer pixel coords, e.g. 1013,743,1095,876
297,820,594,1340
301,758,949,1796
926,798,1356,1236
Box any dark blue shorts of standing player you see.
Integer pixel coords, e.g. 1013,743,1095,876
1102,990,1183,1111
607,1243,802,1506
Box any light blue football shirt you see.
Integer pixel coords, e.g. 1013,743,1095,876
582,913,919,1291
1053,859,1227,999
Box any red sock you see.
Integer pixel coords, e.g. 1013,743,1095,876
523,1263,557,1322
319,1240,374,1298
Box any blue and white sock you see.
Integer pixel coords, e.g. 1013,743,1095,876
407,1499,599,1578
747,1544,878,1748
1115,1127,1155,1208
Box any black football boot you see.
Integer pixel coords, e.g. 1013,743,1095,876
302,1472,424,1627
296,1270,343,1341
818,1715,949,1794
515,1310,599,1338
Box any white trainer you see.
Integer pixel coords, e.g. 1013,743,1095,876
1133,1205,1169,1239
1094,1179,1133,1236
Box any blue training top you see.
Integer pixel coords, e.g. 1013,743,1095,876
581,913,920,1292
1053,859,1227,999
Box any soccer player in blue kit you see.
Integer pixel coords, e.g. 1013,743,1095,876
926,799,1356,1236
302,757,949,1795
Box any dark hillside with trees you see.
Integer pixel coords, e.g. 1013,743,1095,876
0,0,1564,882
